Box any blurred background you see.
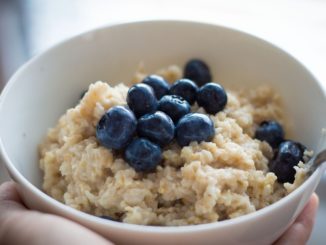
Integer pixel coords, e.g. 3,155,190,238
0,0,325,243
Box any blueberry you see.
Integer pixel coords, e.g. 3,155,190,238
196,83,227,114
255,121,284,148
137,111,175,146
127,84,158,117
270,140,305,183
184,59,212,86
176,113,215,146
158,95,191,123
295,141,307,155
96,106,137,150
169,79,198,105
125,138,162,172
142,75,170,99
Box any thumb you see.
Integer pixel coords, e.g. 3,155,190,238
0,181,114,245
0,181,28,218
0,181,24,203
274,193,319,245
0,181,32,244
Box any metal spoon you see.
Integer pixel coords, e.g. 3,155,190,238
305,128,326,175
307,149,326,175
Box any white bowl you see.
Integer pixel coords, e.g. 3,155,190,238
0,20,325,245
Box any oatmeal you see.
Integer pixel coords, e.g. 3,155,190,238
39,62,310,226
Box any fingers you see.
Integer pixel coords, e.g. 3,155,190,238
295,193,319,233
0,181,27,222
0,181,30,244
0,181,22,202
274,193,319,245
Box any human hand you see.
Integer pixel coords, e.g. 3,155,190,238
274,193,319,245
0,181,114,245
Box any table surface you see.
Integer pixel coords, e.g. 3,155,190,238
0,0,325,243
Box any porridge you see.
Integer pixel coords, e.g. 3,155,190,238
39,60,311,226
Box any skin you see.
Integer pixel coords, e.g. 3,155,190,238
0,181,319,245
0,182,113,245
274,193,319,245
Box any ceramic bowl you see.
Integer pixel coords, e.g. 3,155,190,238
0,20,325,245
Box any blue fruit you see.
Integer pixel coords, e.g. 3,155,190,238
176,113,215,146
96,106,137,150
270,140,305,183
158,95,191,123
184,59,212,86
125,138,162,172
169,79,198,105
196,83,227,114
137,111,175,146
255,121,284,148
142,74,170,99
127,84,158,117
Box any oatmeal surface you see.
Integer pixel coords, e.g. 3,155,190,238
39,65,308,225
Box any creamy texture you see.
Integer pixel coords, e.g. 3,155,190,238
39,65,309,225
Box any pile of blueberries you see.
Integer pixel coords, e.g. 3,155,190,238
95,59,307,183
96,59,227,172
255,121,307,183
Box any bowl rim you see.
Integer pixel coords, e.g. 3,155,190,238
0,19,325,233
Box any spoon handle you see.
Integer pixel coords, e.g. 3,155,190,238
314,149,326,166
308,149,326,174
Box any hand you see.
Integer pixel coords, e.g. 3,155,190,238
274,193,319,245
0,181,113,245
